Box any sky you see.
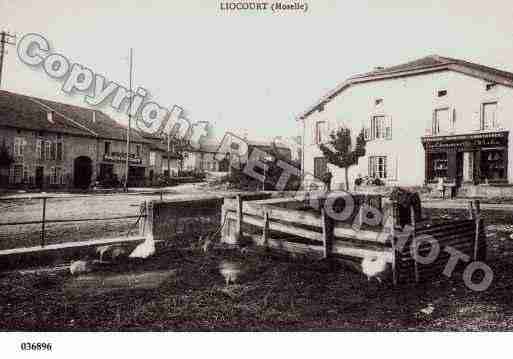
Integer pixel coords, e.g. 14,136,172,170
1,0,513,141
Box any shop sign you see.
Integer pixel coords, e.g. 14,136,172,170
103,151,142,164
422,131,508,150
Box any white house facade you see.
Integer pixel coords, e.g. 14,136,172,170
299,55,513,193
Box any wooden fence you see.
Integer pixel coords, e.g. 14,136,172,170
221,192,486,285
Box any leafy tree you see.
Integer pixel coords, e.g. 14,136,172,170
319,127,366,191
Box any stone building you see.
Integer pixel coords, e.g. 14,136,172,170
0,90,149,189
298,55,513,195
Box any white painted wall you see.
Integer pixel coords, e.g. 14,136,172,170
301,70,513,188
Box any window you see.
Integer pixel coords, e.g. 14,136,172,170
433,108,452,134
36,139,43,160
314,157,328,179
486,83,497,91
375,98,383,106
56,142,63,161
437,90,447,97
50,142,56,160
23,166,29,183
13,164,23,184
14,137,25,157
47,111,54,123
50,167,63,185
149,151,156,166
371,116,390,139
45,141,52,160
315,121,327,144
136,144,141,157
480,148,506,182
482,102,499,130
104,141,111,155
369,156,387,179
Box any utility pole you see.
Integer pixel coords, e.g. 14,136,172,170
123,48,133,192
0,30,17,88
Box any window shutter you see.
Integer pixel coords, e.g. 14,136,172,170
36,140,41,159
364,126,370,141
429,110,436,135
473,107,482,131
386,116,392,140
311,123,316,145
387,155,398,180
326,120,333,140
51,142,56,160
451,108,456,131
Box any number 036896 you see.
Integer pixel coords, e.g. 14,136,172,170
20,342,53,351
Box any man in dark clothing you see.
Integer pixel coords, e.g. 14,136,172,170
322,170,333,192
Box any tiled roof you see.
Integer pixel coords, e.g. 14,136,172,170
0,90,147,143
299,55,513,119
34,96,147,143
0,90,92,136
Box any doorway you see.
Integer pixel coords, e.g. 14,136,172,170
73,156,93,189
35,166,44,188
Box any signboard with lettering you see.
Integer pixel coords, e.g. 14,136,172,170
103,151,142,165
422,131,508,151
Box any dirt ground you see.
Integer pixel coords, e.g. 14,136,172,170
1,205,513,331
2,191,513,331
0,186,220,250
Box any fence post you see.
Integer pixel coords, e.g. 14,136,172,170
141,201,147,237
144,201,154,241
410,205,419,283
473,199,481,261
236,195,243,244
263,210,269,248
41,197,47,247
384,211,398,286
321,207,334,259
468,201,475,220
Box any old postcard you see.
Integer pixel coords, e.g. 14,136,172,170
0,0,511,357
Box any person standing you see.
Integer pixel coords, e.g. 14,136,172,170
322,169,333,192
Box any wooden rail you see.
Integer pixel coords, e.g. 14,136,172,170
222,194,394,267
221,194,486,285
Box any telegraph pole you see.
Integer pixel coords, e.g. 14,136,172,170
123,48,133,192
0,30,17,88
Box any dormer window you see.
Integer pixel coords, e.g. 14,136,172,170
45,111,54,123
437,90,447,97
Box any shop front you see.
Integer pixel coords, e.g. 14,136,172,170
100,151,146,187
422,131,508,188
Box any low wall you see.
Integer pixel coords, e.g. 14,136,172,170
143,192,287,245
0,236,145,271
459,184,513,198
